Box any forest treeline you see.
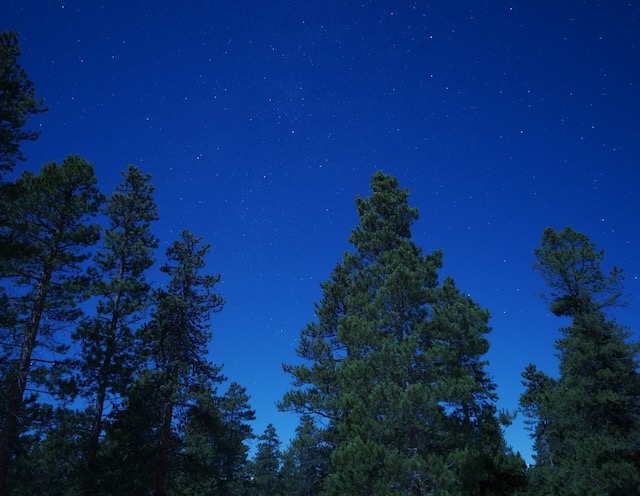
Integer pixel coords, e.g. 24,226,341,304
2,31,639,496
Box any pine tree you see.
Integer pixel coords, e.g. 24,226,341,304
0,156,102,494
282,172,523,495
0,31,47,177
251,424,284,496
216,382,256,495
177,381,255,496
281,415,330,496
8,406,88,495
521,227,640,495
71,165,159,495
0,32,47,448
99,370,165,495
177,381,228,496
142,230,224,496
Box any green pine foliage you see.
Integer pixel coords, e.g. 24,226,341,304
521,227,640,495
251,424,285,496
0,53,635,494
177,381,256,496
215,382,257,495
282,172,525,495
99,369,166,495
281,415,330,496
70,165,159,495
140,229,225,496
8,406,88,496
0,31,47,177
0,156,102,494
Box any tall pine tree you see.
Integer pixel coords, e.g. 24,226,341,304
282,172,523,495
71,165,159,495
0,156,101,494
521,227,640,495
251,424,284,496
142,230,224,496
216,382,256,495
0,32,48,463
281,415,330,496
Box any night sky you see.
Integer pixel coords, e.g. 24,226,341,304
4,1,640,462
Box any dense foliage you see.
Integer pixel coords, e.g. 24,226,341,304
520,227,640,495
0,30,47,177
281,172,526,495
1,30,638,495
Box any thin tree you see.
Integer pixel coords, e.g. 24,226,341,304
217,382,256,495
0,30,47,420
143,230,224,496
251,424,284,496
72,165,158,495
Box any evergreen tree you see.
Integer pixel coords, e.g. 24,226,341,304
0,32,47,447
281,415,330,496
71,165,158,495
177,381,228,496
8,406,88,496
177,381,255,496
519,363,559,492
427,277,526,495
282,172,523,495
99,370,165,495
0,156,101,494
142,230,224,496
0,31,47,177
216,382,256,495
521,227,640,495
251,424,284,496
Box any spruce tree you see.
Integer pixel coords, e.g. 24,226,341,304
282,172,523,495
521,227,640,494
0,31,47,177
71,165,159,495
0,156,101,494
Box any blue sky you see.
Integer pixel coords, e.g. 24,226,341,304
4,0,640,462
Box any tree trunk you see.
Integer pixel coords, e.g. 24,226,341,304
155,395,173,496
0,272,50,495
82,338,115,496
83,290,121,496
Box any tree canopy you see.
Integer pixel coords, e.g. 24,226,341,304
521,227,640,495
0,31,47,177
282,172,525,495
0,37,637,492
